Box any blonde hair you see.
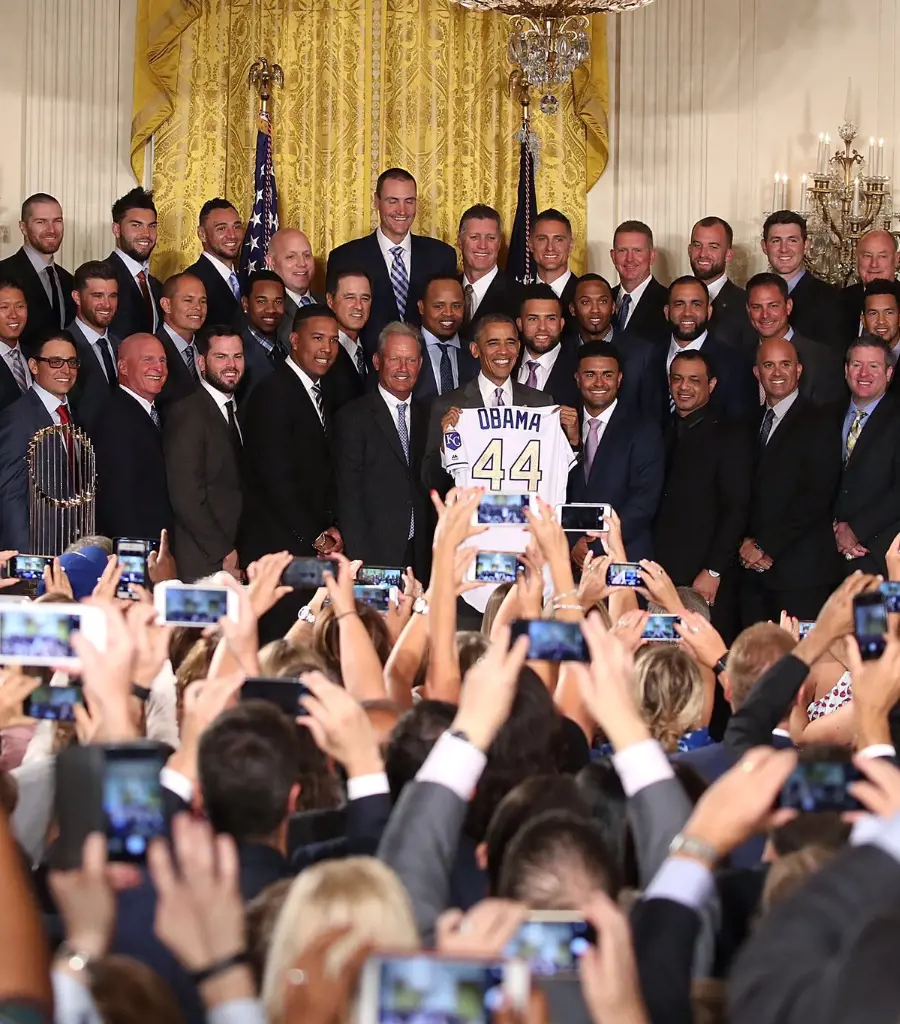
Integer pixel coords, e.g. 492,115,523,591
633,645,705,753
258,639,327,678
261,857,419,1023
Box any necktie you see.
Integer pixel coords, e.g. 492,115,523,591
56,403,75,472
397,402,415,540
311,380,324,423
524,360,540,389
97,336,117,385
845,409,867,462
759,407,776,447
299,294,313,307
437,344,454,394
493,387,505,408
8,348,27,392
464,284,476,324
616,293,631,332
389,246,409,319
183,344,199,382
46,265,62,328
225,398,242,453
136,269,154,322
149,404,161,429
584,418,601,482
228,272,241,301
354,345,366,377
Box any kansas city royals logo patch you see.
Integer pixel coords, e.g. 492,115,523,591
445,431,462,451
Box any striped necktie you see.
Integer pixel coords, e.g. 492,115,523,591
397,401,414,539
8,348,27,392
389,246,409,319
311,380,324,423
845,409,867,462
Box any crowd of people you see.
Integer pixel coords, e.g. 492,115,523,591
0,167,897,1022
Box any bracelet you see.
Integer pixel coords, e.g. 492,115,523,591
669,832,719,867
334,609,358,622
553,588,579,602
189,951,250,986
552,604,583,613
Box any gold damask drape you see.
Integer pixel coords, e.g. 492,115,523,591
133,0,609,282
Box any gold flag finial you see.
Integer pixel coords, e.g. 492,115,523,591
249,57,284,117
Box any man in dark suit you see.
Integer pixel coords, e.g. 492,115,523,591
157,272,207,408
514,283,580,409
688,216,757,360
324,266,371,412
529,208,579,314
67,260,120,430
413,275,480,403
657,276,757,424
568,273,662,421
611,220,669,347
0,279,34,414
335,322,432,578
183,198,244,327
458,204,524,335
761,210,844,352
108,186,162,338
654,348,752,610
238,304,343,566
832,334,900,576
265,228,322,353
746,272,846,406
326,168,457,358
91,333,172,541
840,229,900,342
0,193,74,348
163,325,244,582
422,313,556,496
740,337,843,624
567,341,665,566
239,268,286,400
0,331,81,552
861,281,900,388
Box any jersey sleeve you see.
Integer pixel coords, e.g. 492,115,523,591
441,416,471,481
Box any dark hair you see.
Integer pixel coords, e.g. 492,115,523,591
0,277,25,296
692,216,734,248
847,333,895,368
313,602,391,680
246,269,286,296
763,210,808,243
198,701,301,840
112,187,157,224
291,302,337,333
746,272,790,303
32,328,77,359
575,759,637,888
199,197,238,225
574,272,613,294
520,282,562,313
21,193,59,221
577,340,622,368
614,219,654,247
194,323,242,357
384,700,457,802
162,271,204,301
532,208,572,235
74,260,117,292
473,312,518,345
421,273,464,301
88,955,185,1024
670,347,715,379
484,775,590,894
375,168,416,196
668,275,710,302
459,204,502,234
864,279,900,306
325,266,372,296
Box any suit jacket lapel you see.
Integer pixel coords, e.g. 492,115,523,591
410,400,427,468
463,376,485,408
372,391,408,466
759,396,801,466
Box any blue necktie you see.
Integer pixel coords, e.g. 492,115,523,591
390,246,409,319
228,271,241,301
437,344,454,394
299,294,313,307
397,402,414,540
616,293,631,332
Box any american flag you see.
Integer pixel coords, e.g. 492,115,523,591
506,122,539,285
239,109,279,285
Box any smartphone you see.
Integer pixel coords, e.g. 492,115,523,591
356,566,404,589
504,913,597,976
641,613,681,642
554,503,611,533
880,581,900,614
468,551,521,584
853,592,888,660
115,541,147,600
0,604,105,667
798,620,815,638
25,684,84,722
606,562,643,588
3,554,53,580
355,954,530,1024
510,619,589,662
353,585,397,612
153,582,239,627
281,557,339,590
113,537,160,555
241,677,311,716
778,761,863,813
474,492,531,526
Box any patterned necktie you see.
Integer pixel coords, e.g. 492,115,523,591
389,246,409,319
46,264,62,328
97,336,117,385
225,398,242,453
464,284,476,324
524,360,540,389
149,404,161,429
397,402,415,540
759,407,776,447
8,348,27,392
183,344,199,382
136,269,154,321
584,418,602,482
616,293,632,332
228,271,241,301
311,380,324,423
493,387,505,408
845,409,867,462
355,345,366,377
437,344,454,394
299,294,313,307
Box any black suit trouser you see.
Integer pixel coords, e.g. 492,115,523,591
739,570,833,627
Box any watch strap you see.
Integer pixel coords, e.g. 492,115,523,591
669,832,719,867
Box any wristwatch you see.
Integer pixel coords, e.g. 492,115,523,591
707,569,721,579
714,654,729,678
55,941,95,973
412,596,430,615
669,832,719,867
297,605,316,624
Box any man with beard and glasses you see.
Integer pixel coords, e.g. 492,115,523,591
184,198,245,327
67,261,121,430
0,193,74,347
413,274,480,402
688,216,757,360
163,325,245,582
107,187,162,338
514,283,581,425
655,277,756,425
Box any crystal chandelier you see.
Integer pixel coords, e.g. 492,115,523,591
453,0,656,114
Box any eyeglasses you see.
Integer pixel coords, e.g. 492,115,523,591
34,356,81,369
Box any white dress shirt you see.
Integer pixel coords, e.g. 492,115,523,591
538,268,572,301
115,248,158,330
75,318,114,380
31,382,70,423
339,330,365,372
284,357,324,423
517,344,562,390
376,226,412,280
119,384,157,420
463,265,499,317
163,322,200,375
582,398,617,446
378,384,413,436
666,330,708,371
617,274,653,328
763,388,800,441
477,372,513,408
1,341,32,388
286,287,314,309
200,377,238,426
705,274,729,302
202,250,238,286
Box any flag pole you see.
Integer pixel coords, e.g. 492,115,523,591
241,58,283,283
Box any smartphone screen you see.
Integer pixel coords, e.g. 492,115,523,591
504,919,596,976
116,545,147,599
556,504,609,533
281,557,339,590
162,586,229,626
473,551,520,584
606,562,643,587
0,608,82,665
356,566,404,589
113,537,160,555
854,593,887,660
798,620,815,638
25,684,84,722
510,620,589,662
476,493,531,526
353,585,395,612
241,677,311,716
374,956,507,1023
880,581,900,614
6,555,53,580
641,614,680,642
778,761,862,813
103,753,167,862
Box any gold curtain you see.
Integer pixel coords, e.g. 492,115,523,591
133,0,609,282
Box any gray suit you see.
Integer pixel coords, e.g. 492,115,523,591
421,375,555,495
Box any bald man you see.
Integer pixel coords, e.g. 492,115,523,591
842,228,900,341
266,227,323,352
740,336,843,624
92,332,173,539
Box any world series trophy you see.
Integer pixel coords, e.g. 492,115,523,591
27,423,96,556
